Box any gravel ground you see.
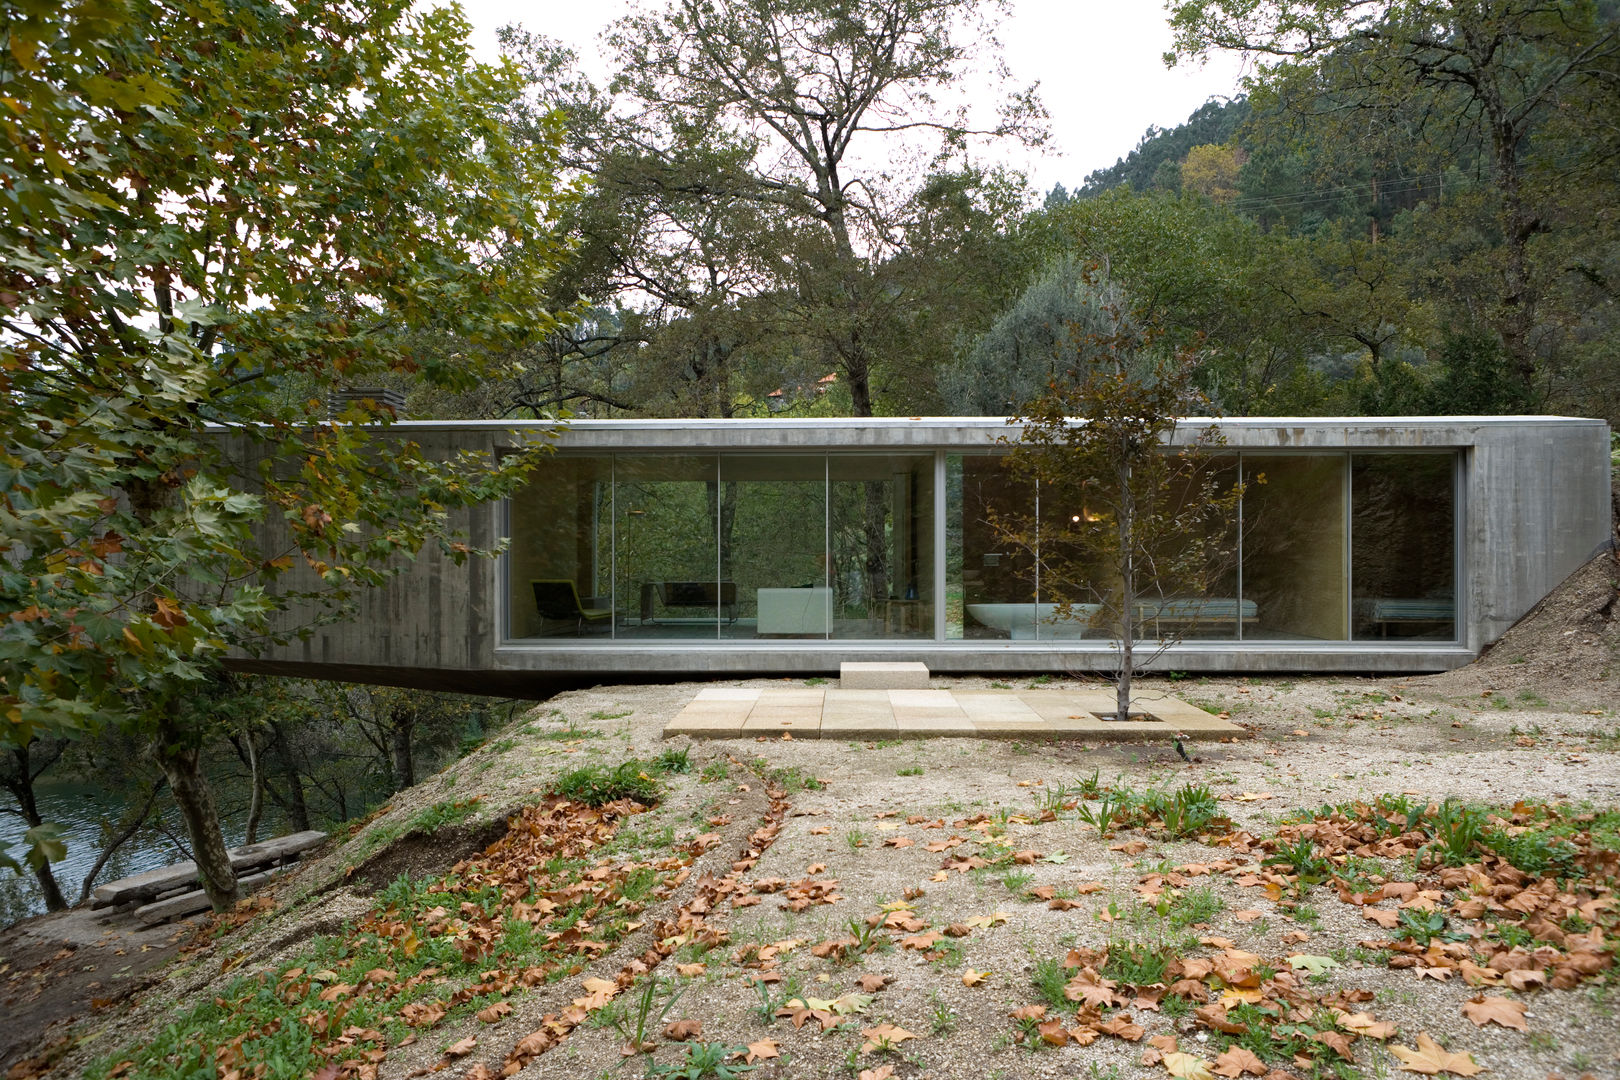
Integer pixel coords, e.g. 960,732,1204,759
28,671,1620,1080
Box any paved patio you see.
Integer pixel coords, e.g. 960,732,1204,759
663,686,1245,740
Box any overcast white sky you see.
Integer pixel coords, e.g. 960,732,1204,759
448,0,1249,196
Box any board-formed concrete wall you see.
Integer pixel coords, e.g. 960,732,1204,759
233,417,1612,689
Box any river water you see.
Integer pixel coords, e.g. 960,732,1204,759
1,776,283,927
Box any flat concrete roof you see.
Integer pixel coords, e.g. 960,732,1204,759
372,415,1608,452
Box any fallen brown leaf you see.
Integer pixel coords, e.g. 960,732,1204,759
664,1019,702,1042
859,1024,917,1053
1461,995,1527,1032
1164,1050,1217,1079
742,1039,780,1064
1389,1033,1482,1076
1212,1045,1268,1077
476,1001,512,1024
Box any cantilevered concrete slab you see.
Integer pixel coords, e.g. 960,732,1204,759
236,416,1613,690
663,686,1243,740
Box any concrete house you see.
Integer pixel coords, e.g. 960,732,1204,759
240,416,1613,692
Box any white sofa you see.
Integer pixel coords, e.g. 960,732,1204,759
757,587,832,635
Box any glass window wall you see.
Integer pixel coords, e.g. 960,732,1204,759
1352,454,1456,640
613,456,721,639
829,455,935,640
1241,455,1348,640
505,448,1457,647
1134,457,1242,641
947,455,1039,639
721,455,828,639
506,456,613,638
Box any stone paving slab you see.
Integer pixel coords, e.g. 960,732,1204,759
694,687,762,702
742,706,824,733
664,685,1244,741
954,692,1043,724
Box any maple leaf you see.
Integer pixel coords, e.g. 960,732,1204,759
1287,954,1338,974
444,1036,477,1057
676,963,706,977
1218,987,1264,1007
1163,1050,1217,1079
1037,1019,1071,1045
1313,1029,1356,1060
1335,1011,1397,1040
962,969,990,987
663,1019,702,1041
857,1067,896,1080
1194,1005,1247,1035
1503,969,1545,991
1211,1045,1267,1077
901,931,945,950
856,974,890,992
1460,994,1527,1031
1390,1033,1482,1076
743,1039,780,1064
859,1024,917,1053
1096,1013,1144,1040
963,911,1010,929
401,1000,447,1027
476,1001,512,1023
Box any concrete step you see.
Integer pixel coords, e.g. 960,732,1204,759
839,661,929,690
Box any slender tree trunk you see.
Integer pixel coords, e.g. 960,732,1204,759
863,483,890,621
242,733,263,846
1116,453,1135,723
265,721,312,831
283,768,312,832
77,778,168,905
155,726,239,911
388,707,416,791
1486,107,1538,393
5,745,68,912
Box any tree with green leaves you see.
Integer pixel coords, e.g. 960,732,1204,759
993,286,1242,722
1,0,570,907
576,0,1046,416
1168,0,1620,396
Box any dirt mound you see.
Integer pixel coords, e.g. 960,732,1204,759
342,814,511,895
1414,550,1619,707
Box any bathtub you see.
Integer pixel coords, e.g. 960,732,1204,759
966,602,1101,639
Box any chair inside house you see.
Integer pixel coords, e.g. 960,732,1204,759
531,579,612,635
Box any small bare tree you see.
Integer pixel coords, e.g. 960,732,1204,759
991,289,1242,721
